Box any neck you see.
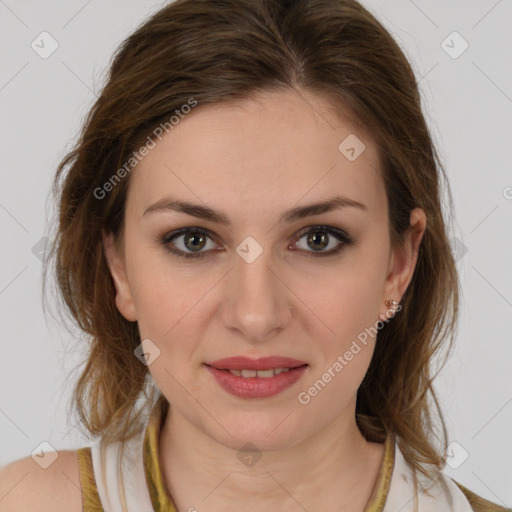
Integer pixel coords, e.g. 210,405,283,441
158,402,386,512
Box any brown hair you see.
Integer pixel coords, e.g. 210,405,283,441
44,0,459,481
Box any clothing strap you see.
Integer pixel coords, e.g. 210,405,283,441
77,446,103,512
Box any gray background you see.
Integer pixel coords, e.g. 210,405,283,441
0,0,511,506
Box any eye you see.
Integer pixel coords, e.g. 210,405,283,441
157,225,354,260
159,228,220,259
291,225,353,258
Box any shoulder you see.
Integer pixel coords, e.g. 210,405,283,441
0,449,83,512
450,478,512,512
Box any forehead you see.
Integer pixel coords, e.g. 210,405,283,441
128,89,386,223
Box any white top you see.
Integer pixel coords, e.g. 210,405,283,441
90,430,154,511
87,424,476,512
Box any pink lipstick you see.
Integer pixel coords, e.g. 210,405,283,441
205,356,308,399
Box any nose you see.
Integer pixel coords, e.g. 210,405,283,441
219,244,294,343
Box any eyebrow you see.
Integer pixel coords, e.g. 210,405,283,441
142,195,368,225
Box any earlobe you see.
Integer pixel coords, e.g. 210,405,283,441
102,230,137,322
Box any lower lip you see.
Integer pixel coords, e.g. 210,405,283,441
205,364,308,398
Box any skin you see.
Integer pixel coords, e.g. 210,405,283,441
104,88,426,512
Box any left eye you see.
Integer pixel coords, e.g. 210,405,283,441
159,225,353,260
292,226,350,255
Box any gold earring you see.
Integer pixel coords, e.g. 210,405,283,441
385,299,400,309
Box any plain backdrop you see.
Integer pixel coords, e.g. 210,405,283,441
0,0,511,506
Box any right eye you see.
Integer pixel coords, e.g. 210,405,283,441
159,228,221,259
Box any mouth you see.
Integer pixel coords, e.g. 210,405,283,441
203,357,309,398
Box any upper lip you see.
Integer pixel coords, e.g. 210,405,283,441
205,356,308,371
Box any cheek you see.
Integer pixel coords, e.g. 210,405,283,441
128,256,209,395
127,248,218,351
299,274,380,408
126,240,186,315
302,250,388,352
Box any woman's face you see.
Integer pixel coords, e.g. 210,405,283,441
104,89,425,451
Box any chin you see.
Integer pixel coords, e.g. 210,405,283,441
207,414,305,453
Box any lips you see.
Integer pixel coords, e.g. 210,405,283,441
205,356,308,371
205,362,308,398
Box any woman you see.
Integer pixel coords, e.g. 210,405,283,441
0,0,509,510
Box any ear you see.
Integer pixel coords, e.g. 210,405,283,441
380,208,426,317
102,230,137,322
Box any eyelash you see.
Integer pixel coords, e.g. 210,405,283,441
156,225,354,261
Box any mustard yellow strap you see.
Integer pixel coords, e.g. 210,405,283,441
452,479,512,512
143,396,178,512
364,434,395,512
77,447,104,512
